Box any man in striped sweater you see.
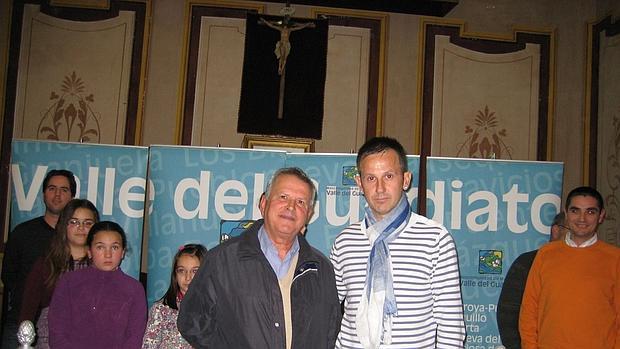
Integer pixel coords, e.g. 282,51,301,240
330,137,465,348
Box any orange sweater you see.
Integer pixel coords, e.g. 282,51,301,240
519,240,620,349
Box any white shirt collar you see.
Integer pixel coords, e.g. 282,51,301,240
565,232,598,248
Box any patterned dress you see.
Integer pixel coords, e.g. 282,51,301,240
142,299,191,349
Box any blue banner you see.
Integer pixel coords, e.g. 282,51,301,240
145,150,420,302
426,157,563,349
10,141,566,341
10,140,148,279
146,146,286,303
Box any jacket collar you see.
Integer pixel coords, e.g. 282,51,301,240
238,219,316,266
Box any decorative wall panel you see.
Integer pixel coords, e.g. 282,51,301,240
587,17,620,245
1,0,149,241
14,4,135,144
420,20,553,161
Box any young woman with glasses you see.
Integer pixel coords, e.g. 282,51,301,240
19,199,99,348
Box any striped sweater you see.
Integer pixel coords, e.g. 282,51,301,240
330,213,465,348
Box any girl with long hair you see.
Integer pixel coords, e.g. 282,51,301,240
142,243,207,348
19,198,99,348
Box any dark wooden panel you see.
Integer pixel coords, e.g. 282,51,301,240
248,0,458,16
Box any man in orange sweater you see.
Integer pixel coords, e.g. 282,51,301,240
519,186,620,349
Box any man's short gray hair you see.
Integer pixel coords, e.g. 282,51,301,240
264,167,317,208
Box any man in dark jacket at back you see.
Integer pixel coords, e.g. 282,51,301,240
496,212,567,348
178,167,341,349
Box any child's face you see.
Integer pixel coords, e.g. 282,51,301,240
88,230,125,271
176,254,201,295
66,208,96,248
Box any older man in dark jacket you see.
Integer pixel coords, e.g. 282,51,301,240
178,167,341,349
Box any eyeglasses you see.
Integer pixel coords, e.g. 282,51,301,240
175,268,199,277
68,219,95,229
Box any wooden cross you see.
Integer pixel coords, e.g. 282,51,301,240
259,7,315,119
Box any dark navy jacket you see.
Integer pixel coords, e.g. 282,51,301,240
497,249,538,349
178,219,341,349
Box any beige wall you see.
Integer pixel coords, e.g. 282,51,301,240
1,0,617,197
451,0,596,194
141,0,185,146
382,13,421,152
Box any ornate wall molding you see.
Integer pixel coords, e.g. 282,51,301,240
586,16,620,245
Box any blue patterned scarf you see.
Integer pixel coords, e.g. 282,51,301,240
356,193,411,348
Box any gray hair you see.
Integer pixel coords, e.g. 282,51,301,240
264,167,317,208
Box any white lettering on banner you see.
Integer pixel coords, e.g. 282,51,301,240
451,180,463,230
531,193,559,233
463,303,487,312
308,179,320,224
466,191,498,232
103,168,115,215
87,167,99,202
174,171,266,221
174,171,210,219
11,165,48,210
215,180,248,220
119,177,147,218
464,302,503,348
252,173,265,220
148,179,155,215
503,184,529,233
427,181,445,223
12,165,149,217
324,186,360,226
12,165,562,234
427,181,561,234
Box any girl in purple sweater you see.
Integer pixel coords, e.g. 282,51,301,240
48,221,147,349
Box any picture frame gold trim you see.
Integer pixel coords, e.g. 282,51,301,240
49,0,111,10
242,135,315,153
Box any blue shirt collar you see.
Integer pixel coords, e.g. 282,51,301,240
258,225,300,279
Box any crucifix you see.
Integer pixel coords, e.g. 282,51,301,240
258,5,315,119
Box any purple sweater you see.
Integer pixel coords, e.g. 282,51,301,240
48,266,147,349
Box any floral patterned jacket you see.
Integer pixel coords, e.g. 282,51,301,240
142,300,192,349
